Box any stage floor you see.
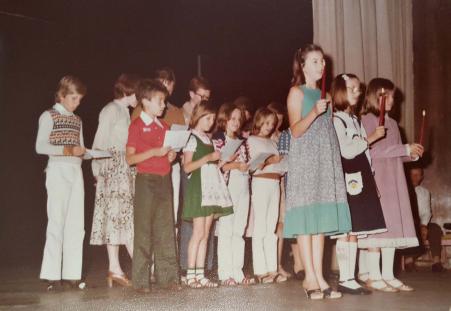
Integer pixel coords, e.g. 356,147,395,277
0,262,450,311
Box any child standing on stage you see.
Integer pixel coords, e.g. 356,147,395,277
267,102,290,281
358,78,424,292
90,74,139,288
331,73,387,295
126,79,179,292
284,44,351,300
212,102,254,286
247,107,287,283
36,76,87,290
182,101,233,288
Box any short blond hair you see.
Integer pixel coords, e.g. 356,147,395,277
55,75,87,102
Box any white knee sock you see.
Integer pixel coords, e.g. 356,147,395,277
348,242,358,281
367,251,382,281
358,249,368,278
381,247,396,280
336,240,350,282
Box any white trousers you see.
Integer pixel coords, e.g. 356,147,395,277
217,173,250,281
40,163,85,281
171,162,181,225
251,178,280,275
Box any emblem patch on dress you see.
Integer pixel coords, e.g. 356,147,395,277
143,127,151,132
345,171,363,195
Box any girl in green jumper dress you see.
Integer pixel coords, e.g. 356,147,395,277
182,101,233,288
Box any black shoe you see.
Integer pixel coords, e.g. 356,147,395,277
293,270,305,280
338,283,372,295
432,263,445,272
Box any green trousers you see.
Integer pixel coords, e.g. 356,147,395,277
132,173,179,288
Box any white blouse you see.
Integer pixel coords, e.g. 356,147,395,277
247,135,286,175
333,111,370,163
92,101,130,176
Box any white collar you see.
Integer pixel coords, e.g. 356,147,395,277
140,111,163,128
54,103,73,115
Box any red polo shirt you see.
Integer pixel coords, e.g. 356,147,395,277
127,117,171,176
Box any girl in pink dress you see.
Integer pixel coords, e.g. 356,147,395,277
358,78,424,292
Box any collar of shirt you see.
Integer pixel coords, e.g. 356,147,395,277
140,111,163,128
54,103,73,116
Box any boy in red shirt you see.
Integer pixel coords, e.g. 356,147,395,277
126,79,179,292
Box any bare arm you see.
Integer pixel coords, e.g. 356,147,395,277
183,150,220,174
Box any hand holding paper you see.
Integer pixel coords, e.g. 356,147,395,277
163,130,191,151
220,138,243,161
83,149,112,160
247,152,273,171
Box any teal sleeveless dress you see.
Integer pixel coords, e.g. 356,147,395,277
283,85,351,237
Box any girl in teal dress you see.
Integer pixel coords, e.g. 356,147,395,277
182,101,233,288
284,44,351,300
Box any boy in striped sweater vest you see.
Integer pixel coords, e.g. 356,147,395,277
35,76,87,290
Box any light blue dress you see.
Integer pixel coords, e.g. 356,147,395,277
284,85,351,237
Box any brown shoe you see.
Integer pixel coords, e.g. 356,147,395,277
107,271,132,288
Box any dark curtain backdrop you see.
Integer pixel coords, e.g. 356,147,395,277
0,1,313,265
412,0,451,225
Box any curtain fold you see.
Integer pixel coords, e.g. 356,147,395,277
313,0,414,139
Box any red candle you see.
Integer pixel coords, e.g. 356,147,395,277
321,63,326,99
378,88,386,126
419,110,426,145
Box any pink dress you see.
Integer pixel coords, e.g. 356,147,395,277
358,113,418,249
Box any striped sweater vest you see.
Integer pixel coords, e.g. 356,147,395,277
48,108,82,146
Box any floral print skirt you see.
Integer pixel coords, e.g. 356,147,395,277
90,150,135,245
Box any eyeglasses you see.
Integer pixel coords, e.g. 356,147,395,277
347,86,360,94
195,92,210,101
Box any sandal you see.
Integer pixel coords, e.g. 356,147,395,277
321,287,342,299
236,276,256,285
384,279,414,292
304,288,324,300
274,273,288,283
197,277,219,288
366,279,399,293
221,278,237,286
186,278,201,289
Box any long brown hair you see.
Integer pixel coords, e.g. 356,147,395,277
362,78,395,116
331,73,359,113
214,102,244,133
291,44,324,86
252,107,277,137
190,100,217,129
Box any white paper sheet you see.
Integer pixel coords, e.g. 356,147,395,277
220,138,243,161
247,152,273,171
83,149,112,160
163,130,191,150
171,124,189,131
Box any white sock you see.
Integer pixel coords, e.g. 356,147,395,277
195,267,205,280
358,249,368,278
336,240,350,282
381,247,396,280
367,251,382,281
348,242,358,282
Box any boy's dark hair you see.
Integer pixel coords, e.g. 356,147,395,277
154,67,176,83
189,76,210,92
136,79,169,107
113,74,140,99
